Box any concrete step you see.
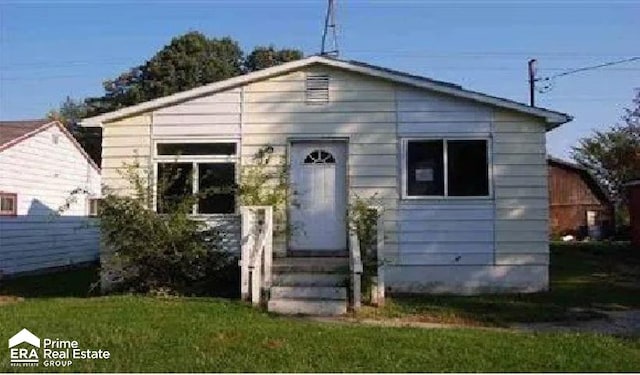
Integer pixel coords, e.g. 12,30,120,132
270,286,347,300
268,298,347,316
273,257,348,266
287,250,348,257
273,257,349,273
272,273,347,287
272,263,348,274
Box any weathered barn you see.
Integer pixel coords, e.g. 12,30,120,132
0,120,101,277
548,157,614,239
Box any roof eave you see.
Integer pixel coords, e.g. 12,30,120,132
80,56,327,127
80,55,572,128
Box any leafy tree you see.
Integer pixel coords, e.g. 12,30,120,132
245,45,303,72
84,32,303,116
572,89,640,207
47,96,102,165
50,32,302,165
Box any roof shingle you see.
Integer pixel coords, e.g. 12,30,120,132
0,119,53,147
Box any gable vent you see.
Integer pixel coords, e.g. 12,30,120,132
305,73,330,104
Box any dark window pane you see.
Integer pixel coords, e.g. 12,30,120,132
198,163,235,214
157,143,236,156
304,150,335,164
157,163,193,213
447,140,489,196
407,141,444,196
1,196,15,212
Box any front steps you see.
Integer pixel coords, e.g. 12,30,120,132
267,256,349,316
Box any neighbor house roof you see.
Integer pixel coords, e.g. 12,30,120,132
0,119,51,147
0,119,100,172
547,156,612,205
81,55,572,129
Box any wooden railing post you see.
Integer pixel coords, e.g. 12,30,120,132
349,232,363,310
375,207,385,306
263,206,273,289
240,205,274,306
240,206,253,302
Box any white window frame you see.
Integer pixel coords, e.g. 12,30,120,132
401,137,493,200
153,139,240,216
87,197,100,217
0,192,17,216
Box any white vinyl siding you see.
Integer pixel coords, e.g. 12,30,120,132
98,63,553,292
0,125,100,276
393,87,496,269
101,114,152,195
243,66,400,256
492,110,549,267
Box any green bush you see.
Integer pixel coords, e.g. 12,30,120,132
65,162,236,296
347,194,382,303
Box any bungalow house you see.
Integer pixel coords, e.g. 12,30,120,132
0,120,101,277
547,156,614,239
81,56,571,314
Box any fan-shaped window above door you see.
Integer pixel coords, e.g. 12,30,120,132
303,149,336,164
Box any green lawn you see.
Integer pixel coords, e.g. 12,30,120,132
0,243,639,372
1,296,640,372
358,242,640,326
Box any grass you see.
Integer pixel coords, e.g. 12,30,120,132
357,242,640,326
0,243,639,372
1,296,640,372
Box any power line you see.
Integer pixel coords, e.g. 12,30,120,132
530,56,640,100
2,67,638,82
538,56,640,81
347,50,635,58
2,53,636,70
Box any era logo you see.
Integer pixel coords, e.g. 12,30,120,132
8,328,40,366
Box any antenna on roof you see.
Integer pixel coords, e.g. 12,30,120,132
320,0,339,57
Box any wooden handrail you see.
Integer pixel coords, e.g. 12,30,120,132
349,231,363,309
370,205,385,306
240,206,273,306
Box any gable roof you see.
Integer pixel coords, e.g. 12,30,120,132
547,156,612,205
0,119,51,147
0,119,100,172
81,55,572,129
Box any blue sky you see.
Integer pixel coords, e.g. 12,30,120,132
1,0,638,159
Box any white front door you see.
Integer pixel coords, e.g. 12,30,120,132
290,142,347,251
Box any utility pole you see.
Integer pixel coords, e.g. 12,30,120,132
528,59,537,107
321,0,339,56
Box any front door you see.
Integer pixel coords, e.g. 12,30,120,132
290,142,347,251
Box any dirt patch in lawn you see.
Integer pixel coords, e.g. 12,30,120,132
0,296,24,306
309,308,640,336
308,316,508,331
513,309,640,335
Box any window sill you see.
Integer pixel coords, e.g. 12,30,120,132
401,195,493,201
189,214,240,220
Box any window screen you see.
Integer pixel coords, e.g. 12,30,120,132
447,140,489,196
198,163,236,214
157,163,193,213
407,140,445,196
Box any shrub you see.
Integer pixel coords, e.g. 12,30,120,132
65,162,235,296
347,193,383,303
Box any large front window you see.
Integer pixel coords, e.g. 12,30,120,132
155,141,237,214
404,139,490,198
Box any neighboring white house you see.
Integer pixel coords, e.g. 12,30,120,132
0,120,101,277
81,56,571,314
